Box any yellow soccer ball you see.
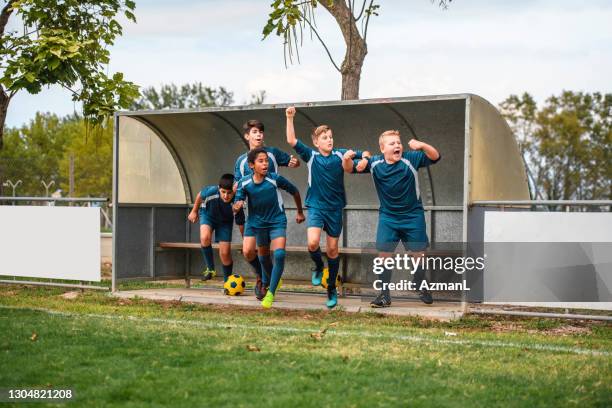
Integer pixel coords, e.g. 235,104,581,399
224,274,246,296
321,267,342,289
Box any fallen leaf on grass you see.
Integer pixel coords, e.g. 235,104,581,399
30,332,37,341
246,345,260,352
310,321,339,341
310,332,324,341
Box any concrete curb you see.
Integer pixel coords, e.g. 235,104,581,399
112,289,463,321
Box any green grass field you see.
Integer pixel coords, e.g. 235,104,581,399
1,285,611,407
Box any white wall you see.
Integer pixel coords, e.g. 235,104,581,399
0,206,100,281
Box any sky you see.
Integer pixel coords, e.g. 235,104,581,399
5,0,612,127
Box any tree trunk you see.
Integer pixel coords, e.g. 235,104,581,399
0,2,15,150
0,90,9,149
321,1,367,100
341,70,361,100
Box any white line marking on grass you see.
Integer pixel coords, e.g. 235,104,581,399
1,305,610,357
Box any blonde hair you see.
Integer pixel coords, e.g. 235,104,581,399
379,130,401,146
311,125,331,143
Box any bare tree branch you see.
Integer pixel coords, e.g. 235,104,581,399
301,13,341,72
354,0,368,21
363,0,374,42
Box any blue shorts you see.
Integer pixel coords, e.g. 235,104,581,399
199,211,233,243
376,212,429,252
307,207,343,238
244,222,286,247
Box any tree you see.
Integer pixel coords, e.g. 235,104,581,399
0,0,140,148
0,113,113,198
0,112,70,196
58,117,112,198
500,91,611,202
130,82,266,110
263,0,452,100
130,83,234,110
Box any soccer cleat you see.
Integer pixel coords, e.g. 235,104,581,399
201,268,216,281
370,292,392,308
418,289,433,305
326,287,338,309
261,291,275,309
254,276,264,300
311,267,323,286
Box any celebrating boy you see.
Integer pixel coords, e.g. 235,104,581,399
285,106,370,308
344,130,440,307
234,119,300,299
234,147,305,308
188,174,245,283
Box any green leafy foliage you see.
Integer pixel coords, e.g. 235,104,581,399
0,113,112,198
0,0,139,144
130,83,267,110
500,91,611,201
130,83,235,110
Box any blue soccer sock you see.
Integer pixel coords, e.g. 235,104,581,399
327,256,340,291
269,249,286,295
258,254,273,286
248,257,262,278
222,263,233,282
200,245,214,271
309,247,325,272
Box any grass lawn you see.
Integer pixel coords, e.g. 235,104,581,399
1,285,611,407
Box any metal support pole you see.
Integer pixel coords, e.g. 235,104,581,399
111,114,119,293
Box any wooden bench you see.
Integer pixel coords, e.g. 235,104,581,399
157,242,464,294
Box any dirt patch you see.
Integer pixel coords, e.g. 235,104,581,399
540,325,592,336
60,291,81,300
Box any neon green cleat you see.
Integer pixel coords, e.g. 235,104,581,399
201,268,216,281
261,291,275,309
276,279,283,291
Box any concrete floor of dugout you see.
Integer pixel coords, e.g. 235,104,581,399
112,287,464,321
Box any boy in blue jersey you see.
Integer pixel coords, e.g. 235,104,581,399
344,130,440,307
188,174,245,284
234,147,305,309
234,119,301,300
285,106,371,308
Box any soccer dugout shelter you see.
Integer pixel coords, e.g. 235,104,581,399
111,94,529,296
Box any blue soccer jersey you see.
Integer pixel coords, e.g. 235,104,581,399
234,146,292,181
199,185,245,225
293,139,363,210
362,151,440,215
235,173,298,228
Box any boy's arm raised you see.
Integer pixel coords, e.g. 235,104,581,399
285,106,298,147
408,139,440,161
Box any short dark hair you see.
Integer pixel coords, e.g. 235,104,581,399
243,119,264,136
218,174,235,190
247,147,268,164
